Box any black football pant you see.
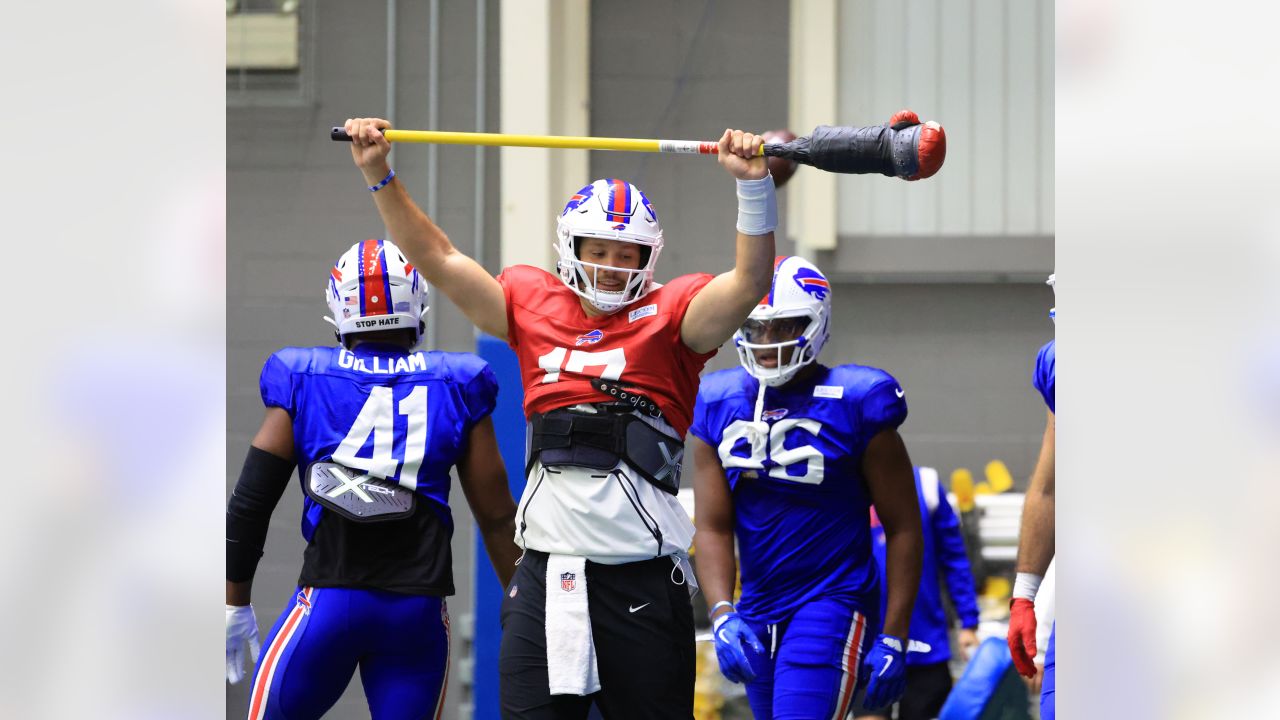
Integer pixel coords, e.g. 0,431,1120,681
499,550,695,719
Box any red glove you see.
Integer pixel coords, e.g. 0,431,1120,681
1007,598,1039,677
889,110,946,181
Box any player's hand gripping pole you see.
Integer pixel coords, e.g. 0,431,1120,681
331,110,945,181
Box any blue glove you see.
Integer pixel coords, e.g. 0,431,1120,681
713,611,765,684
861,634,908,709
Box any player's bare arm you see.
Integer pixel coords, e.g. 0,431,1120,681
681,129,775,354
1015,409,1056,577
862,428,924,641
690,436,738,621
226,407,295,607
457,416,520,588
345,117,508,339
251,406,294,458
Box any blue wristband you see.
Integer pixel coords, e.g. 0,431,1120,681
368,168,396,193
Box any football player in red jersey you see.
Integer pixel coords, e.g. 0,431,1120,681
344,117,775,719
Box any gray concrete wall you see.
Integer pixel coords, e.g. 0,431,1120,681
821,282,1054,481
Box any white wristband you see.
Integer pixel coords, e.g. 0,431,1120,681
1013,572,1044,601
735,175,778,236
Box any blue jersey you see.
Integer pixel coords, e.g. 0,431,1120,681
870,468,980,666
1035,340,1055,413
260,342,498,594
690,364,908,624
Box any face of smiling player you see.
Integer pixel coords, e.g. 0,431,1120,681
574,237,645,316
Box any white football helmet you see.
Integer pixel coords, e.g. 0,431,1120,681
1047,273,1056,323
555,178,664,313
734,256,832,387
324,239,429,346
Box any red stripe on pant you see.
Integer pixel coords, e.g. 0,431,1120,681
834,612,866,720
248,588,313,720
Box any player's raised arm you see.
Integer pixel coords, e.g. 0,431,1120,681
680,129,776,354
345,117,508,339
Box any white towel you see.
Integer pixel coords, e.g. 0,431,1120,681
545,554,600,695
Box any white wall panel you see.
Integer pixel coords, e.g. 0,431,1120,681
971,0,1006,235
1039,0,1054,234
837,0,1054,240
1006,0,1040,234
938,0,974,233
903,0,941,235
868,0,908,235
837,0,877,237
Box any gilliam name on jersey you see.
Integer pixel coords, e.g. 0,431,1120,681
337,348,429,375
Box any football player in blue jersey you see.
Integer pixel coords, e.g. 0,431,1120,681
690,256,924,719
1008,273,1056,720
224,239,520,720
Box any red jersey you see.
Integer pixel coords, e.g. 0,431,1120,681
496,265,716,437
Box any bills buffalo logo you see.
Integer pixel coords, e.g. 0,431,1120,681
576,329,605,346
640,193,657,223
793,267,830,300
562,184,596,215
560,572,577,592
295,589,313,614
761,408,789,421
612,223,627,230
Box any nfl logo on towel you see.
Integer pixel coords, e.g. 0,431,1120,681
560,572,577,592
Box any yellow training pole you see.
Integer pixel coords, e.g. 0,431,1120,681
334,127,767,156
386,129,667,151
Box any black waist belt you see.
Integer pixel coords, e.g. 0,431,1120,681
590,378,664,419
527,407,684,496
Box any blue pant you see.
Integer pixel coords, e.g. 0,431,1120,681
246,586,451,720
741,597,876,720
1041,623,1055,720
